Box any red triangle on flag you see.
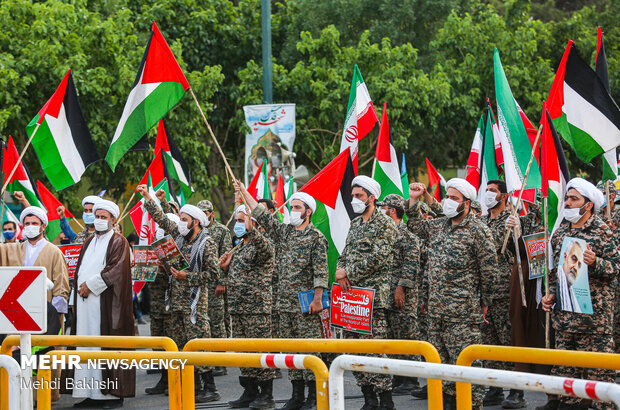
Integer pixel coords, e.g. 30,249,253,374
35,181,74,222
274,174,286,214
247,161,264,201
425,158,444,202
301,148,350,209
138,148,166,187
141,22,190,90
375,102,392,162
3,136,28,183
153,120,171,154
36,70,71,124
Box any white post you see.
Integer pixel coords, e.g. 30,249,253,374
20,333,33,410
0,354,23,409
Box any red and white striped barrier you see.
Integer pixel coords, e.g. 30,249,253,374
260,354,308,370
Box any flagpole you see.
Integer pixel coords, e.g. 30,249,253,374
508,197,527,307
188,88,236,182
0,123,40,196
117,191,137,223
543,196,550,348
605,180,612,220
501,124,543,254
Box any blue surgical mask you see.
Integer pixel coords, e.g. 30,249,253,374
3,231,15,241
83,212,95,225
233,222,247,238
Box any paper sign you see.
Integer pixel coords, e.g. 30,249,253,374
58,244,83,279
523,232,546,280
132,245,159,282
555,236,593,314
330,284,375,335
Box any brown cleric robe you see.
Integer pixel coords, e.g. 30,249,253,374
69,231,135,398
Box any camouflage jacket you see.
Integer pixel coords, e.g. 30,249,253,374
252,204,329,312
404,199,444,239
389,222,421,311
144,199,219,315
422,213,498,324
598,206,620,232
227,228,275,315
337,207,398,309
206,221,232,286
74,228,95,244
549,214,619,335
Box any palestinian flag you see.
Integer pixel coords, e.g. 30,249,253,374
372,103,403,199
106,21,190,170
494,49,541,192
25,70,100,190
425,158,446,202
541,103,570,232
247,160,270,200
465,115,484,189
339,65,379,174
284,176,295,212
153,119,193,197
274,174,289,223
301,148,355,282
478,109,502,215
400,153,409,200
3,136,42,208
36,180,75,240
548,40,620,163
138,148,177,203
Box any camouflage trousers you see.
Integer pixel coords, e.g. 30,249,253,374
168,312,212,374
614,293,620,353
231,314,275,381
150,313,170,338
387,301,418,361
272,309,280,339
552,330,615,410
207,282,226,339
279,311,323,381
343,308,392,393
428,317,484,407
481,298,512,371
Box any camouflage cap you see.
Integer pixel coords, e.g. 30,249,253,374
197,200,214,213
169,201,180,213
470,200,482,213
596,181,620,197
378,194,405,211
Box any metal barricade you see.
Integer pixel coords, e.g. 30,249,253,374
455,345,620,409
0,335,180,410
329,355,620,409
183,338,443,409
36,350,329,410
0,355,22,410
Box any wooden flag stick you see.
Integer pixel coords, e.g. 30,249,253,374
501,124,543,254
508,197,527,307
543,196,551,348
117,191,137,223
72,217,85,231
275,196,293,214
189,88,236,183
605,180,612,220
0,123,40,196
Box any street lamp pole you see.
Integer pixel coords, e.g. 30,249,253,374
261,0,273,104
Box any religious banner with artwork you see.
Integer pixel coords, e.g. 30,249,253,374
523,232,546,280
555,236,593,314
330,283,375,335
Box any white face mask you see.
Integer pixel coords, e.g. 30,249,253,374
204,218,211,228
289,211,305,227
94,219,110,232
351,198,368,214
484,191,500,209
178,221,191,236
564,205,586,223
155,228,165,241
23,225,41,239
442,198,462,219
379,208,388,215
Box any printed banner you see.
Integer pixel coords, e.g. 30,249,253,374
243,104,295,184
151,235,189,271
555,236,593,314
523,232,546,280
131,245,159,282
321,308,334,339
58,244,82,279
330,284,375,335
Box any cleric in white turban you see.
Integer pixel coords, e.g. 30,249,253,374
445,178,477,201
352,175,381,199
566,177,605,211
290,192,317,213
180,204,209,228
70,198,135,406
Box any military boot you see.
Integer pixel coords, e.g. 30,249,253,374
392,377,418,395
361,385,379,410
299,381,316,410
535,398,559,410
443,393,457,410
501,389,526,409
145,369,167,395
196,372,221,403
483,386,505,406
278,380,305,410
229,376,259,408
213,366,228,376
411,384,427,399
194,369,205,399
250,379,276,409
377,390,395,410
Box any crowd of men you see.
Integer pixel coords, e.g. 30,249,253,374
0,172,618,410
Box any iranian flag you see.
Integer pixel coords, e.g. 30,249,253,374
425,158,446,202
130,176,170,245
153,119,193,197
478,109,502,215
548,40,620,163
26,70,99,190
541,103,570,232
247,160,270,200
466,115,484,189
3,136,43,208
400,154,409,200
36,181,75,240
372,103,403,199
494,49,541,193
274,174,289,223
339,65,379,174
300,148,356,282
106,22,190,170
596,28,619,182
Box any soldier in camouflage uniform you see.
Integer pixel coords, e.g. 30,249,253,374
221,202,276,409
58,195,99,244
542,178,619,410
379,194,422,396
138,186,221,403
235,180,329,410
409,179,498,409
335,175,398,410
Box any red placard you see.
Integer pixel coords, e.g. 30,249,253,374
330,284,375,335
58,244,83,279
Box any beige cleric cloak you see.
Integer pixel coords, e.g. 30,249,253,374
69,232,135,398
0,241,70,302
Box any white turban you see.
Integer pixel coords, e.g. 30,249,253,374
446,178,477,201
165,213,180,226
20,206,48,226
566,177,605,210
290,192,316,213
180,204,208,227
352,175,381,199
93,200,120,219
235,204,257,221
82,195,101,207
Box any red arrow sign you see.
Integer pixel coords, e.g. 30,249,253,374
0,269,42,331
